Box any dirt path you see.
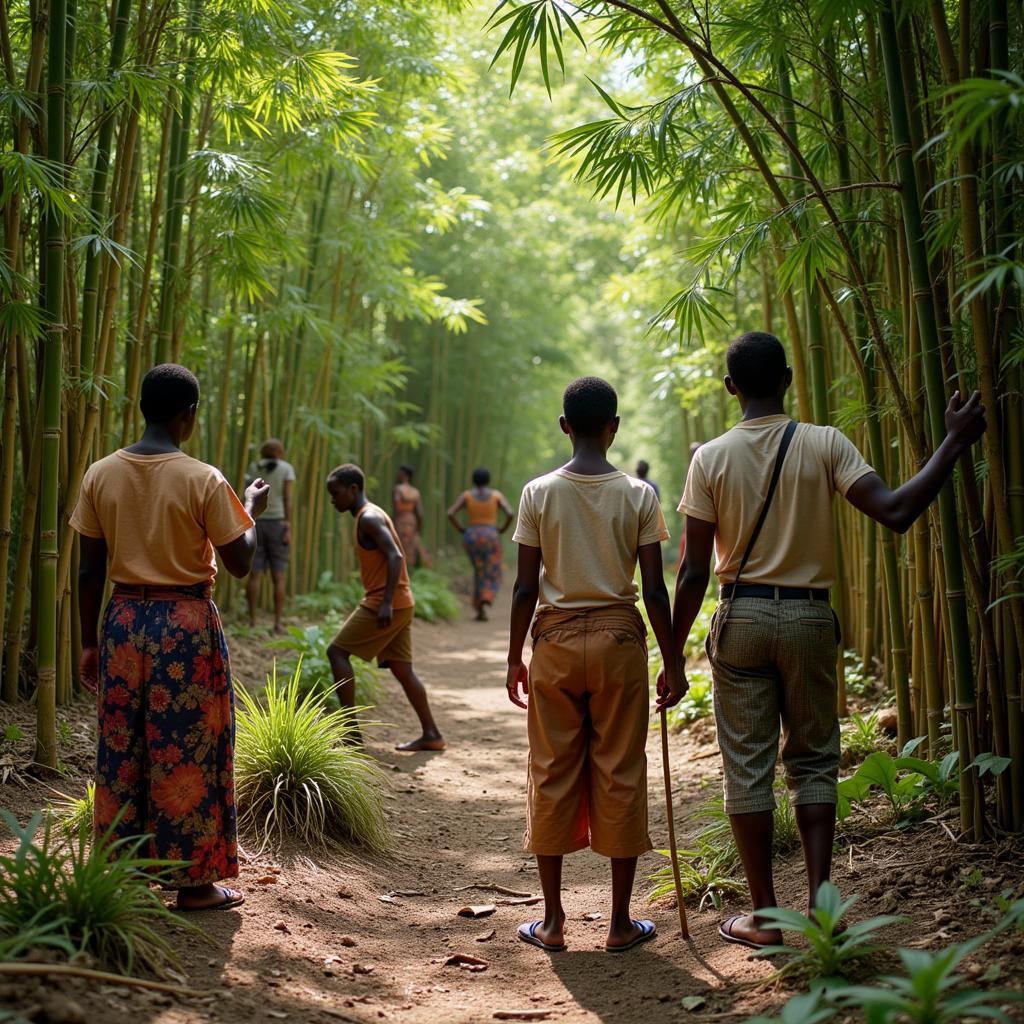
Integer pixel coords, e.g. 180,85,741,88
3,591,1024,1023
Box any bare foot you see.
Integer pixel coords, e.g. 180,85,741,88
395,734,446,752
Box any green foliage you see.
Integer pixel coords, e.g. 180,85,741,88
50,781,95,841
0,810,188,976
837,748,963,825
755,882,905,982
408,568,460,623
648,844,747,911
841,712,884,760
842,651,878,698
648,786,798,910
2,724,22,745
234,662,390,853
268,624,384,708
752,899,1024,1024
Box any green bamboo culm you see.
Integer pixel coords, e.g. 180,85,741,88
876,0,981,840
36,0,70,770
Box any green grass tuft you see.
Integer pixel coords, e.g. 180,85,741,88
50,781,95,842
0,809,189,976
234,661,390,854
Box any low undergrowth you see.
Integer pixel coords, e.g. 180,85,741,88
0,809,189,976
234,661,390,853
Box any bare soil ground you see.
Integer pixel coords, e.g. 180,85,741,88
2,589,1023,1024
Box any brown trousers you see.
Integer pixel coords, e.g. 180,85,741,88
524,605,653,859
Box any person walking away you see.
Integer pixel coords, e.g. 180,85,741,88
246,438,295,634
393,464,431,568
447,467,514,621
506,377,684,954
635,460,660,500
72,364,269,912
667,331,986,950
326,464,445,752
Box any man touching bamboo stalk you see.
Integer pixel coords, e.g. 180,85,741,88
665,332,986,950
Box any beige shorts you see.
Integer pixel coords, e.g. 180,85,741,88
330,604,414,666
707,597,840,815
524,605,653,859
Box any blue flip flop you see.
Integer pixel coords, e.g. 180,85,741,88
606,919,657,953
517,920,566,953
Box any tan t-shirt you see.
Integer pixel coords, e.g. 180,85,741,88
70,450,253,585
513,468,669,610
679,416,873,589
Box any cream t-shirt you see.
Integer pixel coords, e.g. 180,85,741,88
70,450,253,585
513,468,669,610
678,415,873,589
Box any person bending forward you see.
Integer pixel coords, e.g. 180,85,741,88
326,464,445,752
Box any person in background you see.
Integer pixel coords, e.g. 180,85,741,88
246,438,295,634
327,464,445,752
635,459,660,500
668,331,986,951
394,464,431,569
72,363,268,912
447,467,514,621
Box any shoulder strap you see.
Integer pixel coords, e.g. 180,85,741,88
730,419,798,587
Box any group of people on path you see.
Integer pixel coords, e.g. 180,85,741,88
72,333,985,952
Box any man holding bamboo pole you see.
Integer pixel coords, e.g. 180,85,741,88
667,332,986,950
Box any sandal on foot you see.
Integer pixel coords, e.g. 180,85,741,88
606,919,657,953
517,921,566,953
718,914,770,950
177,885,245,913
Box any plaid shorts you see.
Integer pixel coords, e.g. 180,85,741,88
707,596,840,815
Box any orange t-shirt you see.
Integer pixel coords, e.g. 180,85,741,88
69,450,253,586
355,503,415,611
465,490,503,526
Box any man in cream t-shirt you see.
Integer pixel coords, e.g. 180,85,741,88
505,376,684,956
668,331,987,951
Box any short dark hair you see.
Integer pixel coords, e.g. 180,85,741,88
327,463,365,491
398,463,414,481
472,467,491,486
563,376,617,437
636,460,650,477
139,364,199,423
726,332,788,399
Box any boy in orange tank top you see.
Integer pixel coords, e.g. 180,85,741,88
326,464,445,752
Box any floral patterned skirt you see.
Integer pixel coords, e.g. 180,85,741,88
94,585,237,889
463,525,503,608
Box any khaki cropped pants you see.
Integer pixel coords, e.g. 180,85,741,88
524,605,653,859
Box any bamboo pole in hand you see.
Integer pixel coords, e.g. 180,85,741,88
659,707,689,939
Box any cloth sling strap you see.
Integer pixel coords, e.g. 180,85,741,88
729,418,798,593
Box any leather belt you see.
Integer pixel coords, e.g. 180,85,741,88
721,583,829,602
112,583,212,601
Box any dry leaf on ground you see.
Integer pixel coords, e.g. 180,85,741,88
443,953,489,972
457,904,497,918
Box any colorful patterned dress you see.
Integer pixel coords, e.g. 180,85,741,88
462,490,505,609
70,449,252,890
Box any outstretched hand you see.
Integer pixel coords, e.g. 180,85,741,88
945,390,986,448
506,660,529,709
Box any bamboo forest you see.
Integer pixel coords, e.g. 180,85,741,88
1,0,1023,1021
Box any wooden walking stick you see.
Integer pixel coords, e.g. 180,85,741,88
660,707,690,939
